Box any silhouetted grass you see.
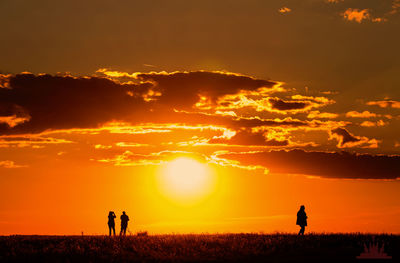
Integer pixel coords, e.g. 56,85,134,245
0,233,398,262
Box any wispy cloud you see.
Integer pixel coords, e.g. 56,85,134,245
367,100,400,109
0,160,26,168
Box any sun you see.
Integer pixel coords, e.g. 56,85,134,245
157,158,215,204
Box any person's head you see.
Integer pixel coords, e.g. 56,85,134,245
122,211,126,215
108,211,114,216
300,205,305,211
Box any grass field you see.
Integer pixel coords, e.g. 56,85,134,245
0,233,398,262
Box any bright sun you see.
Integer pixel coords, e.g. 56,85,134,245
157,158,215,204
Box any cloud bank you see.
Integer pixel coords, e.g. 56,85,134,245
218,150,400,179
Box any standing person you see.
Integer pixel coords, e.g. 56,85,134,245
296,205,308,235
120,211,129,236
108,211,116,236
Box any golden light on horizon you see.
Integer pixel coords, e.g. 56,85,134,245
156,158,215,205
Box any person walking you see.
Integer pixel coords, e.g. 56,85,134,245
296,205,308,235
120,211,130,236
107,211,116,236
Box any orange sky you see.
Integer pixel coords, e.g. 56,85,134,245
0,0,400,235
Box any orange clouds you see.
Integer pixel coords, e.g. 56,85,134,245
214,94,333,114
307,111,339,119
346,111,378,118
97,150,206,167
340,3,400,24
342,8,371,23
278,7,291,14
367,100,400,109
1,69,397,181
360,120,387,127
0,74,11,89
0,134,72,148
0,115,30,128
0,160,26,168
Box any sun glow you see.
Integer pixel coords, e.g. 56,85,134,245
157,158,215,204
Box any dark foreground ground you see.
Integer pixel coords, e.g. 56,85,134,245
0,234,398,263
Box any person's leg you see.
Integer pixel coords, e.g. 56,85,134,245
112,225,115,236
109,226,111,236
300,226,305,235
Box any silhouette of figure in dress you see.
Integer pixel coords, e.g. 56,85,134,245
296,205,308,235
108,211,116,236
120,211,130,236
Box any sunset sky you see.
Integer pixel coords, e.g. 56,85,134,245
1,0,400,235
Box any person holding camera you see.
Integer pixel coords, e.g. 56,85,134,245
107,211,116,236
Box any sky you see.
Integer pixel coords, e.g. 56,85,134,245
0,0,400,235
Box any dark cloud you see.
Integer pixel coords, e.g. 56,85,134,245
137,71,277,109
268,97,308,111
331,128,360,147
0,71,315,135
159,110,329,130
0,73,150,134
208,130,289,146
219,149,400,179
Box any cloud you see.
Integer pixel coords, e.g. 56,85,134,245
115,142,149,147
0,71,282,135
94,144,112,149
278,7,291,14
360,120,387,127
330,128,359,147
217,150,400,179
367,100,400,109
208,130,289,147
0,160,26,168
0,74,11,89
0,134,72,148
0,73,152,135
389,0,400,15
330,128,379,148
342,8,371,23
170,110,346,132
346,111,378,118
214,94,334,114
307,111,339,119
1,70,342,140
96,150,206,167
0,115,30,128
267,98,308,111
135,71,277,110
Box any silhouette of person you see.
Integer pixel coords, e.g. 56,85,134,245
108,211,116,236
296,205,308,235
120,211,129,236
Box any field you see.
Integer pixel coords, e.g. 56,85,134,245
0,234,398,262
